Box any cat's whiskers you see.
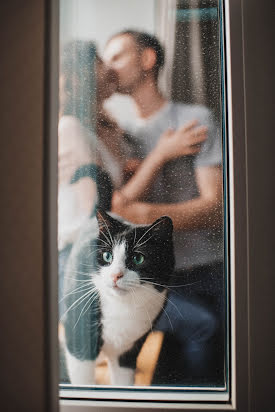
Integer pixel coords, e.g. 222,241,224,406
133,227,137,246
69,264,94,271
140,277,202,290
73,291,100,329
133,235,154,250
66,269,93,277
123,280,140,292
134,219,163,249
59,282,95,302
165,281,201,288
128,287,140,318
66,268,101,278
142,279,180,298
99,215,115,247
61,289,98,307
133,249,145,255
85,247,107,259
60,288,98,322
97,238,111,248
126,280,167,332
139,280,184,321
132,287,153,333
136,283,174,332
128,284,143,306
98,230,113,249
63,276,92,283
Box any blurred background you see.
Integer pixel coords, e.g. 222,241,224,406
60,0,221,124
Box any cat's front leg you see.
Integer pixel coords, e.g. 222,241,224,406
108,358,135,386
65,346,96,385
107,333,148,385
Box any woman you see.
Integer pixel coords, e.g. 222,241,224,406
58,41,117,251
58,41,116,315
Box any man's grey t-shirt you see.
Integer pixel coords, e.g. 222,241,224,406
119,101,223,270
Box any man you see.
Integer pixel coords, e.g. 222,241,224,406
103,30,224,384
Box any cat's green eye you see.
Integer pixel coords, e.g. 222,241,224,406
133,253,145,265
102,251,113,264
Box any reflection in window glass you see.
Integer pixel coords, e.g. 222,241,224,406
58,0,227,399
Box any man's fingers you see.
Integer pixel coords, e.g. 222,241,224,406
188,126,208,144
186,145,201,155
194,125,208,134
162,128,174,138
179,119,198,133
176,122,206,140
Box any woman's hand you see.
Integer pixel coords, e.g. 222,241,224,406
123,158,142,182
111,191,128,212
112,191,152,224
58,148,76,185
155,120,208,164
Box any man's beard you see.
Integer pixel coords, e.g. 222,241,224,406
116,72,146,95
115,81,135,95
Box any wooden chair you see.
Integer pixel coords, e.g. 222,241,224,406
59,323,164,386
95,331,164,385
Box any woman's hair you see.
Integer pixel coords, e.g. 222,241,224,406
60,40,97,130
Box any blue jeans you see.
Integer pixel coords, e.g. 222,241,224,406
154,262,224,383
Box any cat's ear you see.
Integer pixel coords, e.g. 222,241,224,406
150,216,173,240
96,208,123,234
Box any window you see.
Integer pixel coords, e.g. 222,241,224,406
58,0,228,403
0,1,274,411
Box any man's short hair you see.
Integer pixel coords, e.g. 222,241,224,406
110,30,165,79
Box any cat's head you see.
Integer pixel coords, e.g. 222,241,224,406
93,209,175,297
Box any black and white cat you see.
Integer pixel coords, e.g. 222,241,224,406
62,209,175,386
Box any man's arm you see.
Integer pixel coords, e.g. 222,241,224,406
112,121,207,208
112,166,223,231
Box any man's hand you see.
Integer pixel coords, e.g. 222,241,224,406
155,120,208,164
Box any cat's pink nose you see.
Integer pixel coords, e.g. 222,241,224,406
112,272,123,284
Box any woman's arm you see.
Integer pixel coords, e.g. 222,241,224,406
58,115,96,185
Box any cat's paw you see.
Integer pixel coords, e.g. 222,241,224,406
65,347,96,385
110,366,135,386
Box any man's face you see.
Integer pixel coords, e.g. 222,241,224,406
103,34,144,95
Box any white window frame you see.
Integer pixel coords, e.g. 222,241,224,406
59,0,237,407
1,0,274,411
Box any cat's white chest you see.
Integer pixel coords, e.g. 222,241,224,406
100,286,166,357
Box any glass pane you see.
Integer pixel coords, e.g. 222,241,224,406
58,0,228,401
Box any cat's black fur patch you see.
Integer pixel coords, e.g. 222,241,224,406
119,333,148,370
